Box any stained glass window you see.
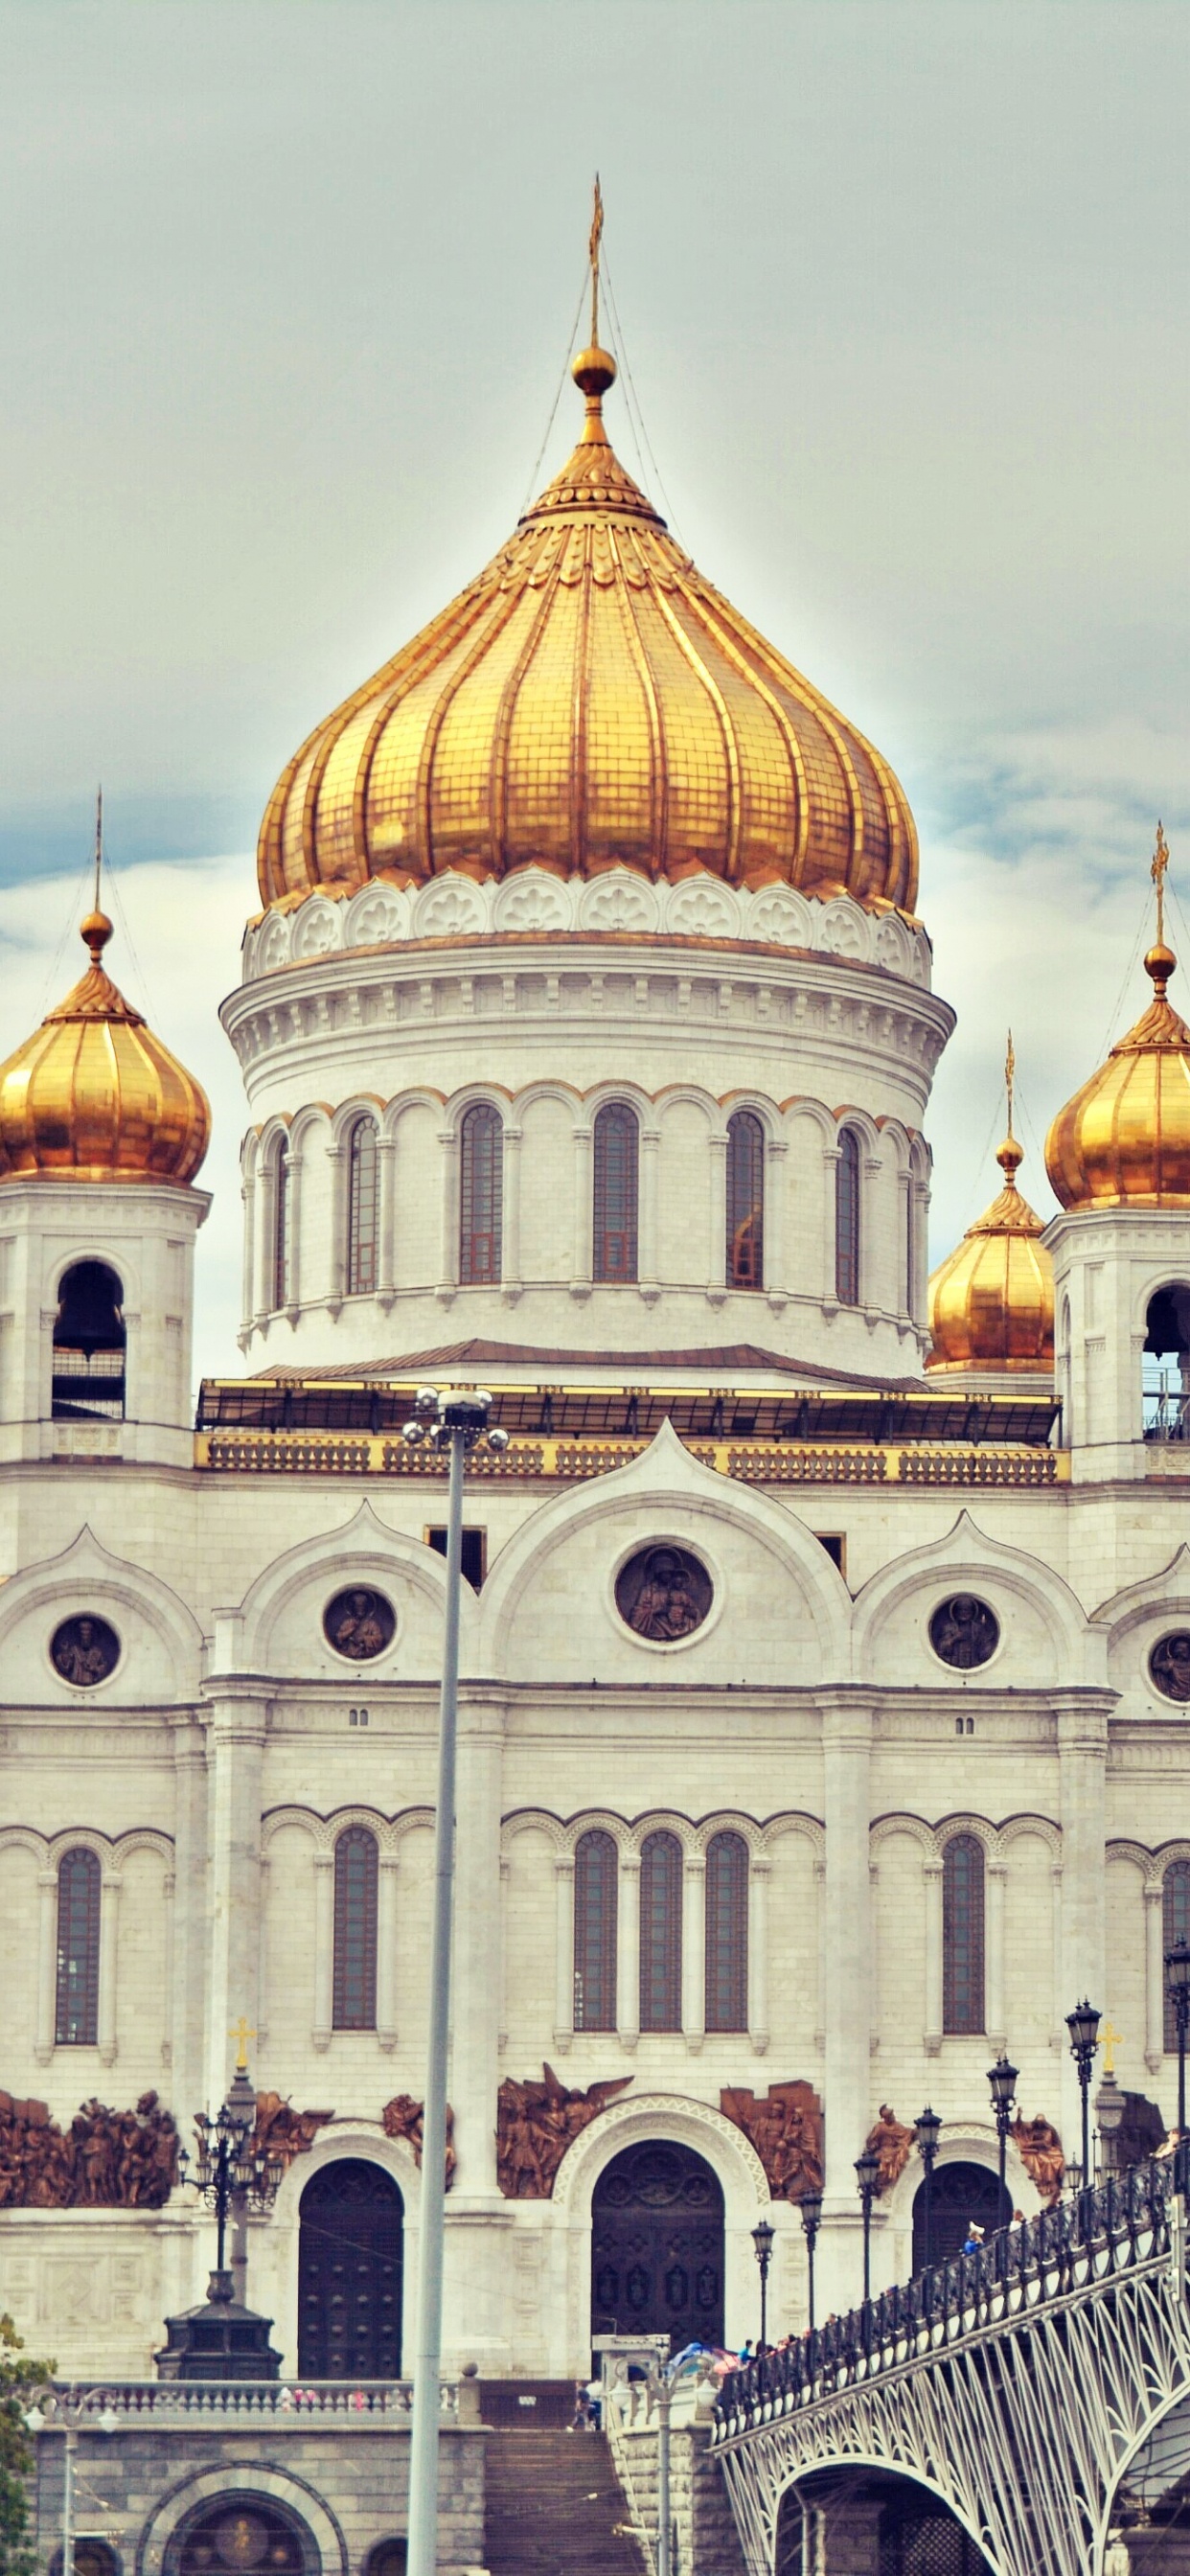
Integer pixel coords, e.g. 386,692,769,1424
56,1848,100,2046
726,1112,765,1289
943,1833,985,2035
574,1829,618,2032
460,1104,502,1284
639,1831,682,2031
1165,1861,1190,2052
332,1827,378,2031
836,1126,860,1306
346,1117,378,1296
593,1103,638,1283
705,1831,748,2032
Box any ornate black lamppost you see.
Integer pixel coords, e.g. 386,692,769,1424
181,2036,284,2286
750,2218,774,2349
855,2148,880,2303
1165,1941,1190,2138
1065,1999,1102,2187
987,2055,1018,2214
799,2188,823,2337
915,2106,942,2270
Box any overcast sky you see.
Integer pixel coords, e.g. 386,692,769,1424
0,0,1186,1382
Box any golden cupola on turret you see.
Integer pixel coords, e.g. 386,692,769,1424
0,905,210,1185
1046,826,1190,1209
256,330,919,916
927,1040,1054,1371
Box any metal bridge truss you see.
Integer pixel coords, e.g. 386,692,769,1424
713,2158,1190,2576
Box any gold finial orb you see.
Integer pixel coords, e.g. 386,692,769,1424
571,343,617,400
80,908,114,963
1145,939,1177,999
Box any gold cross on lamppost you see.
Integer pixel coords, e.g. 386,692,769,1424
228,2017,256,2073
1101,2018,1122,2077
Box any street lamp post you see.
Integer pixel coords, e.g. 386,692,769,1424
1065,2000,1102,2187
24,2393,119,2576
798,2188,823,2339
750,2219,774,2350
854,2148,880,2304
1165,1941,1190,2137
915,2106,942,2271
986,2056,1018,2216
180,2044,284,2290
400,1387,508,2576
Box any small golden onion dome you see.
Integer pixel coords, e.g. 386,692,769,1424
0,910,210,1184
927,1134,1054,1371
257,343,919,914
1045,940,1190,1208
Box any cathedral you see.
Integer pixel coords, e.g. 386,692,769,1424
0,284,1187,2484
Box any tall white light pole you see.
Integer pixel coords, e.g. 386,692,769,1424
401,1387,507,2576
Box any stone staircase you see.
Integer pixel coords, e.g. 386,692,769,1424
482,2424,648,2573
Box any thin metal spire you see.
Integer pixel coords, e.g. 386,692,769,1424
94,785,103,910
1005,1027,1016,1137
1153,818,1170,948
588,173,604,347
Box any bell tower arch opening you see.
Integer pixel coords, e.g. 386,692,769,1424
1143,1281,1190,1441
297,2158,403,2380
52,1259,125,1421
590,2137,724,2355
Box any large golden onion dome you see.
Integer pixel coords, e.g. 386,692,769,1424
927,1131,1053,1372
0,908,210,1184
1046,835,1190,1208
257,344,919,915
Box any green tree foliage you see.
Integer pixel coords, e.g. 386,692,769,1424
0,2314,53,2576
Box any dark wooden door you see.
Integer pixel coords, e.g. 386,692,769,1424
298,2159,402,2378
591,2140,724,2352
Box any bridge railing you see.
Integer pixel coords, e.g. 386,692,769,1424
713,2149,1188,2442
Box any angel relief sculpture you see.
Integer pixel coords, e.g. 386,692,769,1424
496,2066,633,2198
720,2080,824,2200
382,2094,457,2187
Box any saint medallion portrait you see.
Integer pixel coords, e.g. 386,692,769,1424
1150,1632,1190,1703
323,1585,396,1661
928,1594,999,1670
50,1614,120,1688
615,1545,713,1643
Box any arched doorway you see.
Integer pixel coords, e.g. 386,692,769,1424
776,2480,994,2576
298,2158,403,2378
172,2500,313,2576
591,2138,724,2353
912,2159,1009,2271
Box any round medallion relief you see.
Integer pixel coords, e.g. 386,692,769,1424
323,1585,396,1662
615,1545,713,1643
1150,1632,1190,1702
50,1614,120,1688
928,1594,999,1671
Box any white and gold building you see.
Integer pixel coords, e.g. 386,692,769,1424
0,327,1187,2424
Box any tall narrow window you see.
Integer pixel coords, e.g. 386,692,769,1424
56,1848,101,2045
943,1833,985,2035
726,1112,765,1289
273,1144,289,1310
835,1126,860,1306
904,1180,915,1317
1165,1863,1190,2052
705,1831,748,2032
52,1260,126,1423
346,1116,378,1296
459,1104,503,1284
639,1831,682,2031
333,1827,378,2031
593,1103,638,1283
574,1829,618,2032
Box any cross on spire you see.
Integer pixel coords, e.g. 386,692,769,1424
1005,1028,1016,1138
1153,819,1170,947
588,173,604,348
228,2015,256,2073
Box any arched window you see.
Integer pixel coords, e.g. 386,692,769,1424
639,1831,682,2031
904,1178,915,1317
1165,1862,1190,2052
835,1126,861,1305
52,1260,126,1423
273,1142,289,1310
346,1117,378,1297
332,1827,378,2031
704,1830,748,2032
593,1103,638,1283
459,1103,502,1284
56,1847,101,2045
726,1112,765,1289
943,1833,985,2035
574,1829,618,2032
